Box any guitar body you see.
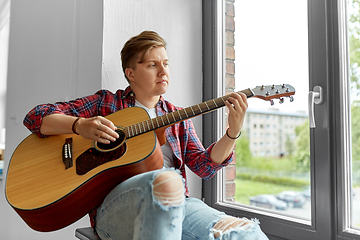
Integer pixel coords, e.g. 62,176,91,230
5,107,164,232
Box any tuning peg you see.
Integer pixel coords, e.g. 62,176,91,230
289,96,294,102
270,100,274,106
279,98,284,104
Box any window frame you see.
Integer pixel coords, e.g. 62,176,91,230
202,0,360,239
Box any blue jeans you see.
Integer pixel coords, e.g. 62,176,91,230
95,169,268,240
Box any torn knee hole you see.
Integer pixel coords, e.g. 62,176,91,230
152,171,184,206
212,217,252,238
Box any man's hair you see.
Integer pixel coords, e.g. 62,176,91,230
121,31,167,82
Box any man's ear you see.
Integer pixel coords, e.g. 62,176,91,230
125,68,135,82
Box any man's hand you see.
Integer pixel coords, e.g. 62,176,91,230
224,92,248,139
75,116,119,144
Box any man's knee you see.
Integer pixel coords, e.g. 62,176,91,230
152,171,185,206
212,216,253,238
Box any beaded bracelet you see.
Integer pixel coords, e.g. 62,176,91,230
226,128,241,139
72,117,82,135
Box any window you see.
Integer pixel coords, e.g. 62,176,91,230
203,0,360,239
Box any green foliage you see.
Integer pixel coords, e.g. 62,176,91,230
235,133,252,167
236,173,309,188
285,134,295,156
352,101,360,161
293,120,310,172
242,155,298,171
349,0,360,91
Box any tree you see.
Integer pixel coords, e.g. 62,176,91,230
351,100,360,161
293,120,310,172
235,133,252,167
349,1,360,173
285,134,295,156
349,0,360,91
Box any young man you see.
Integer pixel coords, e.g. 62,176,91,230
24,31,268,240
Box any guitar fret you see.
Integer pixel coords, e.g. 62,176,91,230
150,119,155,129
155,117,160,127
146,120,150,130
197,104,202,113
131,125,134,137
183,109,189,118
160,116,165,125
165,114,170,124
204,102,210,110
134,124,138,135
216,97,225,106
177,111,182,120
190,106,196,115
212,99,218,107
142,121,146,132
171,112,176,121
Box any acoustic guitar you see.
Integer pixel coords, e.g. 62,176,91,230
5,84,295,232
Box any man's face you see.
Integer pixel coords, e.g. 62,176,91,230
127,47,170,99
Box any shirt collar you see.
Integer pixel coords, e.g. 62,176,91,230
122,85,168,112
121,86,135,100
157,95,169,113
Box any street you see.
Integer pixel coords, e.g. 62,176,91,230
269,187,360,228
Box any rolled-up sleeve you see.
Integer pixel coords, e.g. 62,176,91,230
23,90,111,138
168,118,233,180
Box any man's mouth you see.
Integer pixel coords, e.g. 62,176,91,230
158,76,168,83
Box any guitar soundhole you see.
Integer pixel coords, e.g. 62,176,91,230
95,129,126,151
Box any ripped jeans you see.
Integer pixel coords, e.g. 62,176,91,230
95,169,269,240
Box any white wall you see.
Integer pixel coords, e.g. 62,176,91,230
0,0,9,148
1,0,202,239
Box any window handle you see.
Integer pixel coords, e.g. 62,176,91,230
308,86,323,128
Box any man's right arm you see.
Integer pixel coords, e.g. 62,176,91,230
40,114,118,144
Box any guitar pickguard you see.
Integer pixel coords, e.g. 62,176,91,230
76,143,127,175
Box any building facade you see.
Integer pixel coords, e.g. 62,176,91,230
243,108,308,157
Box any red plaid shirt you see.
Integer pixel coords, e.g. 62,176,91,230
23,86,233,228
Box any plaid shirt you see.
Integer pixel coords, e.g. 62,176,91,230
23,86,233,228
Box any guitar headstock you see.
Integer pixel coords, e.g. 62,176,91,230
250,84,295,105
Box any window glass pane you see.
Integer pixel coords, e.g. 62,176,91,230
348,0,360,230
224,0,311,221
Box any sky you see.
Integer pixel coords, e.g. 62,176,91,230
234,0,309,113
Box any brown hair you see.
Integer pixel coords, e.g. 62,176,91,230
121,31,167,82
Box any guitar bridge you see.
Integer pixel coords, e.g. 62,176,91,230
62,138,73,169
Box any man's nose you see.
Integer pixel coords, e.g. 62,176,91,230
158,64,167,75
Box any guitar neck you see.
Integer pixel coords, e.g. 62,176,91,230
124,88,254,139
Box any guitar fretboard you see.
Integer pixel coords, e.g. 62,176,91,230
124,88,254,138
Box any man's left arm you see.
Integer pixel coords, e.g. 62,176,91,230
210,92,248,164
